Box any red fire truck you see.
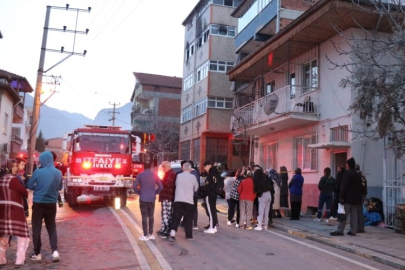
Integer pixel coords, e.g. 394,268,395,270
62,125,153,207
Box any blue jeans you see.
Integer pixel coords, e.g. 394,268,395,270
317,193,333,219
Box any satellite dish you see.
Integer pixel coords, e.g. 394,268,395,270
263,95,279,115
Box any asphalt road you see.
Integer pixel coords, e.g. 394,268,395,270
1,194,397,270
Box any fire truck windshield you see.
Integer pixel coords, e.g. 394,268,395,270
74,132,130,154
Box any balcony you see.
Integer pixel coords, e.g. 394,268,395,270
13,104,24,123
10,135,23,157
132,106,155,121
231,85,320,136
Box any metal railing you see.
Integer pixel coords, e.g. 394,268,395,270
11,135,23,145
232,85,319,131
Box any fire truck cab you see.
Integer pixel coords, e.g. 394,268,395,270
62,125,140,207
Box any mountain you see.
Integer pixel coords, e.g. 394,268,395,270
24,95,132,139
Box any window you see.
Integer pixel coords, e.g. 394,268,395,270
210,60,234,73
194,97,207,117
330,125,348,142
196,61,209,83
198,0,210,17
193,138,201,163
213,0,241,7
181,141,191,161
3,113,8,134
183,73,194,91
265,80,275,96
208,97,233,109
295,134,317,171
211,24,236,37
181,106,193,123
233,141,250,156
206,138,228,163
303,59,318,92
290,73,296,99
263,143,277,170
185,42,195,62
196,28,210,49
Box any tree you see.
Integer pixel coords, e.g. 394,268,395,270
328,0,405,157
35,130,46,152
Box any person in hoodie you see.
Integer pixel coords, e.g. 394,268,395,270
314,167,336,222
27,151,62,262
202,161,219,234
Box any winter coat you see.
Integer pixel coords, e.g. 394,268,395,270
272,179,281,210
318,176,336,195
224,176,235,200
0,174,29,237
289,174,304,196
230,176,244,201
237,177,256,202
159,169,176,202
340,168,362,205
279,172,289,208
203,166,221,197
27,151,62,203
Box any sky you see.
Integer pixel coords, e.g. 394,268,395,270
0,0,198,119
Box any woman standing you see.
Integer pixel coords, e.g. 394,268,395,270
237,172,256,229
279,166,289,209
0,160,30,266
288,168,304,220
269,169,282,218
224,171,236,225
314,167,336,222
253,169,272,230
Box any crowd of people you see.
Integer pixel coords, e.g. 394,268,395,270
0,151,62,266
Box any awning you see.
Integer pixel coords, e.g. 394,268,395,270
308,141,351,149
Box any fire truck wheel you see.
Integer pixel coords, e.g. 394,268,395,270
67,192,77,206
120,189,127,207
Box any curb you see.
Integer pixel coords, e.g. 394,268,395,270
272,223,405,270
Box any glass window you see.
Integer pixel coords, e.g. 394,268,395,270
193,97,207,117
303,59,318,92
207,97,233,109
193,138,201,163
209,60,234,73
266,81,275,95
206,138,228,163
181,141,191,161
183,73,194,91
213,0,223,4
196,61,209,83
295,134,317,171
181,106,193,123
210,24,236,37
263,143,277,170
290,73,296,99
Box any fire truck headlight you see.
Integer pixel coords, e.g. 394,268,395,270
114,163,122,169
77,178,83,183
73,179,77,183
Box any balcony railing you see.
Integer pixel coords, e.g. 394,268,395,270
132,106,155,120
11,135,23,145
232,85,319,131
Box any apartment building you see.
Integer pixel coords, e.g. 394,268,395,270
0,69,33,162
180,0,244,169
229,0,396,218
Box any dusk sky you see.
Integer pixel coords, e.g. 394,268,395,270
0,0,198,119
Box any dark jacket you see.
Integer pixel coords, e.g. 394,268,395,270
279,172,289,197
340,168,362,205
336,169,345,194
318,176,336,195
159,169,176,202
357,170,368,196
190,169,200,197
289,174,304,196
203,166,220,197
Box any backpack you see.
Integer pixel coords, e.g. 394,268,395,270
213,175,224,196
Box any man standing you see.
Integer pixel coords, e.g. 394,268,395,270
356,164,368,233
27,151,62,262
158,161,176,238
203,161,219,234
330,157,363,236
133,162,163,241
168,162,199,241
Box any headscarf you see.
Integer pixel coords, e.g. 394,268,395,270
269,168,281,187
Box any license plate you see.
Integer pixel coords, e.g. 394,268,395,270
94,186,110,191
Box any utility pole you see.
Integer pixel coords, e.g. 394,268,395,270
108,102,120,126
27,4,91,174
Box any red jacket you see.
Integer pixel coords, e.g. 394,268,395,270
159,169,176,202
237,177,256,201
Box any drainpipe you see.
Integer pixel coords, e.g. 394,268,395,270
276,0,281,33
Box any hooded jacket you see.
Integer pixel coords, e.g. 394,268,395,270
203,166,220,197
27,151,62,203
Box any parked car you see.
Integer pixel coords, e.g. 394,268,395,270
157,162,182,180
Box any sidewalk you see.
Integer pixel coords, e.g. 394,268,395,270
215,201,405,270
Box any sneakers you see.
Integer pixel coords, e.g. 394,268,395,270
186,237,194,241
29,254,42,261
168,236,176,241
235,224,239,228
148,234,156,240
58,201,63,208
52,251,59,262
323,219,329,223
204,225,210,230
329,216,337,220
330,231,344,236
254,226,262,231
227,221,232,226
347,231,356,236
263,226,268,230
314,218,321,222
193,226,199,231
204,228,216,234
139,235,149,241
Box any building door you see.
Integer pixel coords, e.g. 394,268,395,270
333,152,347,177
